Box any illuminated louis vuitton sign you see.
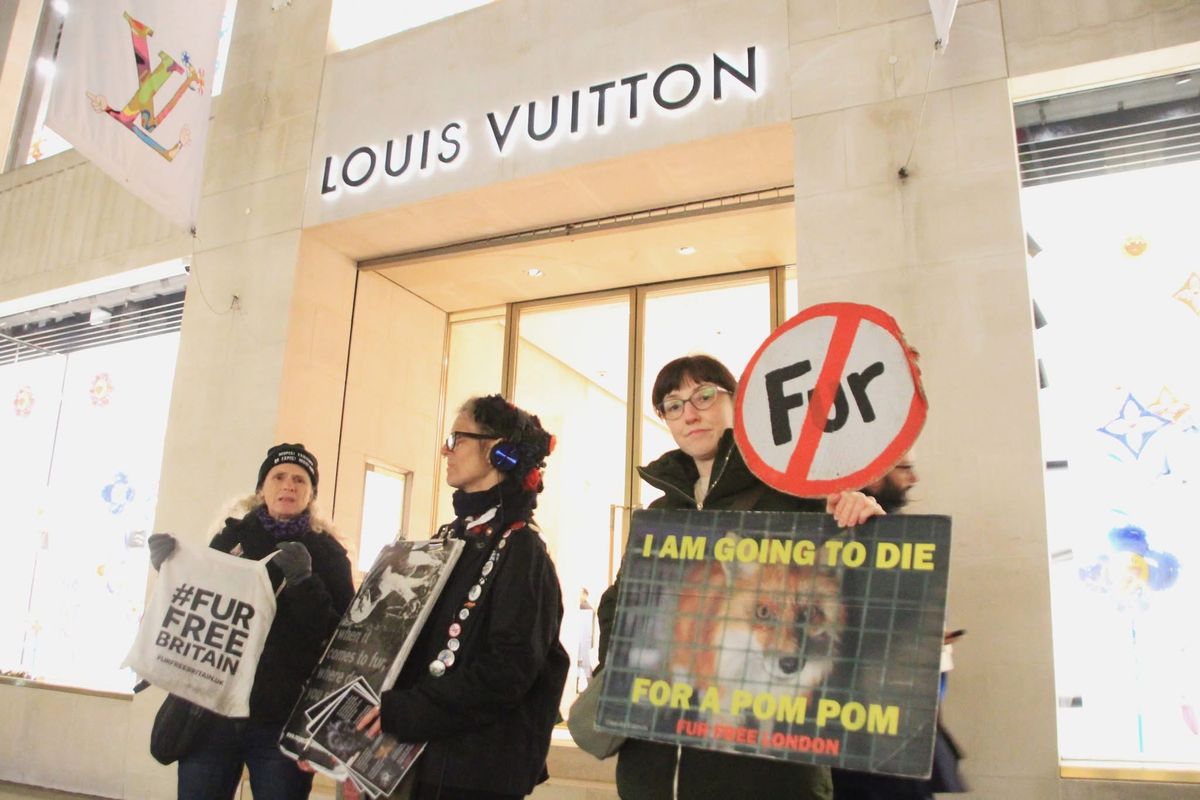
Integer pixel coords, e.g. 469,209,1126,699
319,45,761,196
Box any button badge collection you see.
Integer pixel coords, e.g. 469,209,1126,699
429,519,527,677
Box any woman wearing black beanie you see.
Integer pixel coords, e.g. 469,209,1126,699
356,395,570,800
148,443,354,800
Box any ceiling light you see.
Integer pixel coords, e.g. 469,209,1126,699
526,268,544,278
35,58,56,80
1177,75,1193,85
51,0,68,15
678,246,696,256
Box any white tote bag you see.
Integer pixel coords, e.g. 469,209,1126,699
124,541,279,717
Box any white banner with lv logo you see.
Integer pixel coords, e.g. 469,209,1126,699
45,0,224,232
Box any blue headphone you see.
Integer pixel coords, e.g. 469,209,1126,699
488,407,532,472
489,441,521,472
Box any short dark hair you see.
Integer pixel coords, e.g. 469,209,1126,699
651,355,738,411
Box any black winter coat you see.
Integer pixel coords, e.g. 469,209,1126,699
597,429,833,800
379,486,570,796
209,511,354,724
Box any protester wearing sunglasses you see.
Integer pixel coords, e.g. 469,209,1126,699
594,354,884,800
355,395,569,800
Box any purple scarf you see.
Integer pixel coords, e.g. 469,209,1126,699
256,505,312,540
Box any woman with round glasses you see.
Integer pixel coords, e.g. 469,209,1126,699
355,395,570,800
594,354,883,800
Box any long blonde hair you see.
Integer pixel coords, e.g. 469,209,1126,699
209,493,338,539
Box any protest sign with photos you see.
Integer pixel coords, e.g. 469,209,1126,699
280,539,464,798
597,508,951,778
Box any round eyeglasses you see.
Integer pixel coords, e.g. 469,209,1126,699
656,385,731,420
445,431,496,450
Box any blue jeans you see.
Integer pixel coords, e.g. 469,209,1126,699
178,718,313,800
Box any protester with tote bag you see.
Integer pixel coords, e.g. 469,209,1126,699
148,443,354,800
354,395,570,800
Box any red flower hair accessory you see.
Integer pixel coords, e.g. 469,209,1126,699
523,468,543,492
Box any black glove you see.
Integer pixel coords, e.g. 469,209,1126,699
148,533,177,571
274,541,312,584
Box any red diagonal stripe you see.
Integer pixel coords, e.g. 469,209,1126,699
785,315,861,480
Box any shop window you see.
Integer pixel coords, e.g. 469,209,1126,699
9,0,237,168
0,266,186,692
1016,67,1200,773
434,308,506,526
329,0,492,52
358,462,410,573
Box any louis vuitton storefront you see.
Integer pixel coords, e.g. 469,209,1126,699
1,1,1199,798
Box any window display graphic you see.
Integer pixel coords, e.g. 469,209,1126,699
598,508,951,778
1096,394,1170,459
89,372,114,406
12,385,33,416
101,472,137,515
1174,273,1200,315
281,539,463,798
1078,526,1180,606
1025,158,1200,769
0,334,179,692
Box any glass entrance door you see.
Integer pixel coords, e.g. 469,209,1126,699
503,269,782,705
511,291,632,643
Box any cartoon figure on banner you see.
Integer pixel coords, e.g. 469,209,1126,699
668,533,843,738
101,472,136,515
85,12,205,162
89,373,114,407
13,385,34,417
1078,524,1180,610
1097,393,1170,460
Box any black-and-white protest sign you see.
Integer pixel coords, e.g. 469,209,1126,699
735,303,926,497
280,539,463,799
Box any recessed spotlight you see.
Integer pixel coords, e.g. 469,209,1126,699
35,58,56,79
678,246,696,256
526,268,544,278
51,0,68,15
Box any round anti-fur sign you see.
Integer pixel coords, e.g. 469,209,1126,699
734,303,926,497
